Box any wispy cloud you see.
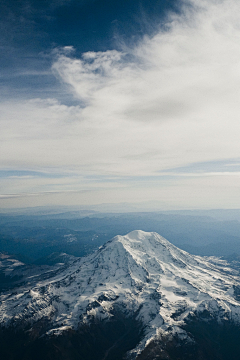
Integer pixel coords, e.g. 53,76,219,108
1,0,240,208
51,0,240,173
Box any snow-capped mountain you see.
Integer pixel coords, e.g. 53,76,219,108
1,230,240,359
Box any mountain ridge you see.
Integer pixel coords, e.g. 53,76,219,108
1,230,240,359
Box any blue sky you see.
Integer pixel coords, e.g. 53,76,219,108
1,0,240,210
0,0,176,101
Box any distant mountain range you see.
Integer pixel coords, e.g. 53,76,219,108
2,211,240,264
1,230,240,359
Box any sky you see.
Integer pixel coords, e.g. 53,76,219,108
1,0,240,211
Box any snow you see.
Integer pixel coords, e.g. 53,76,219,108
1,230,240,354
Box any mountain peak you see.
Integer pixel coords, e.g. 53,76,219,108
111,230,174,256
115,229,168,243
1,231,240,357
120,230,158,241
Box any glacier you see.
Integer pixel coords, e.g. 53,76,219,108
1,230,240,358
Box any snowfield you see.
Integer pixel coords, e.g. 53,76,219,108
1,230,240,356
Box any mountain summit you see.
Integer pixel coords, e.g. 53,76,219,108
1,230,240,359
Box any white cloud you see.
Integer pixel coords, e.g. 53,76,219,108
1,0,240,208
51,0,240,174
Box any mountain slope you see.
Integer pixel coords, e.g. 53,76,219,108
1,230,240,359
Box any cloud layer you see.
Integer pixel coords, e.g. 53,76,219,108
1,0,240,208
